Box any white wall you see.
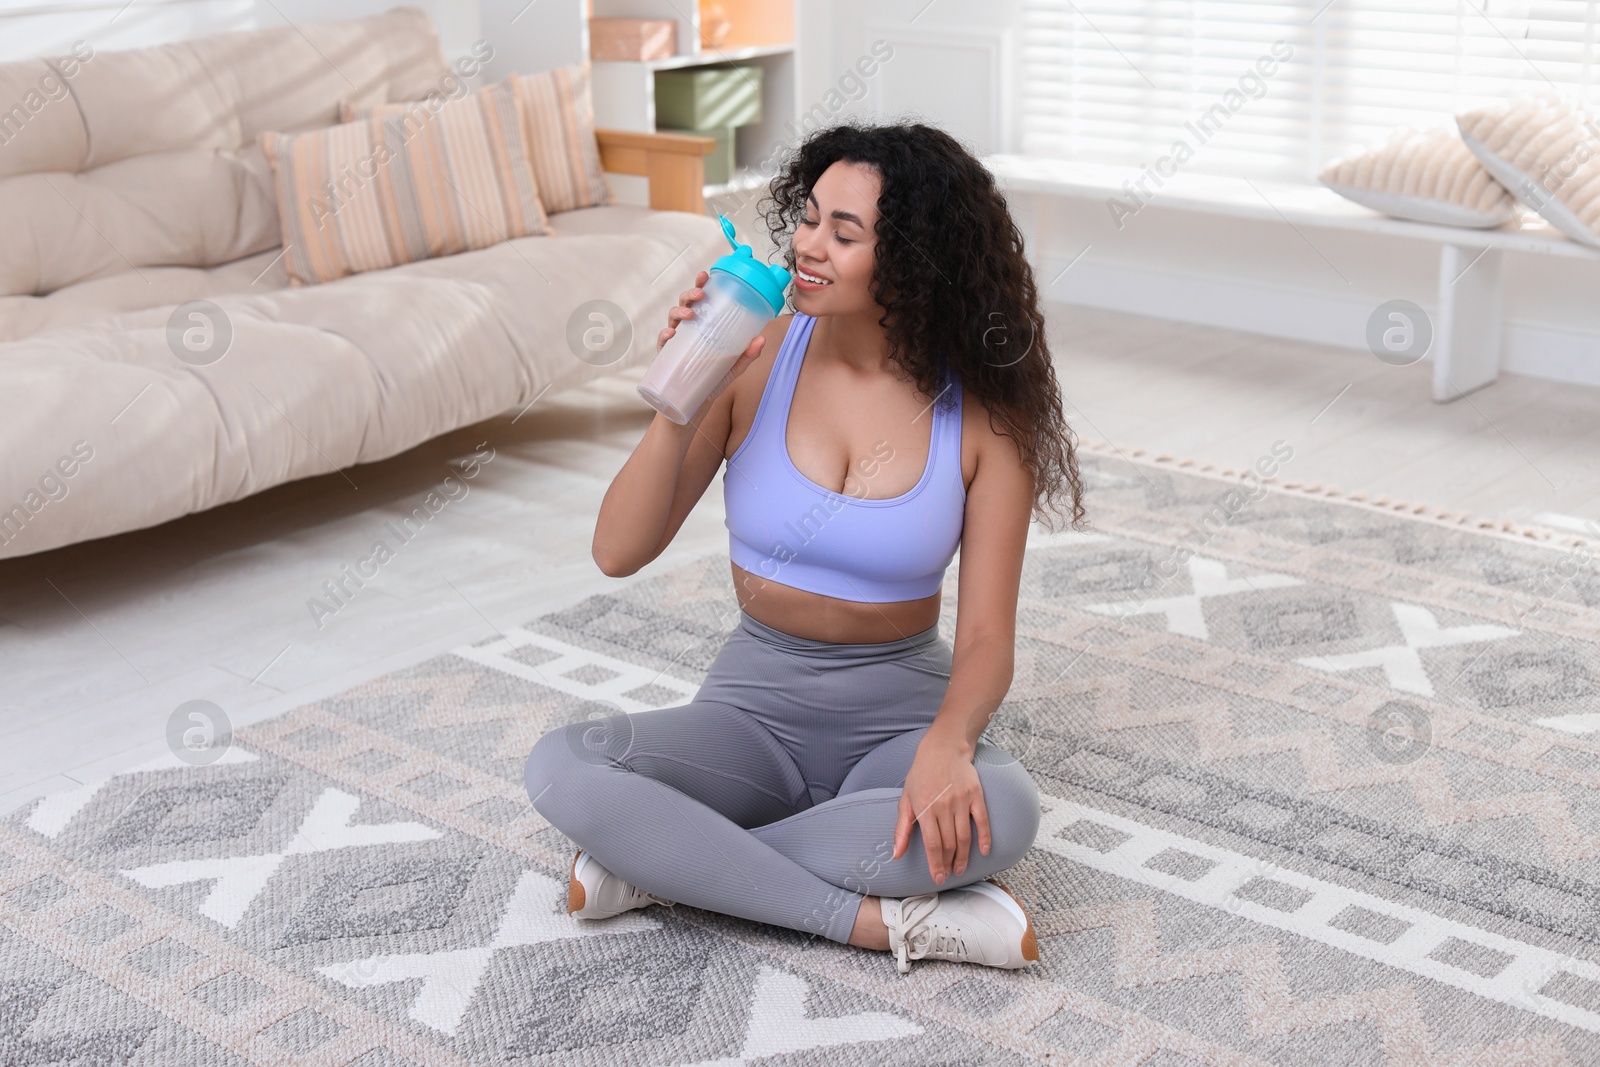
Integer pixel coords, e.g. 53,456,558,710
802,0,1021,160
476,0,583,83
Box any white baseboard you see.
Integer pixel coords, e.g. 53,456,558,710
1039,254,1600,391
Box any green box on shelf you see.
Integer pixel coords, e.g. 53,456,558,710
660,124,737,184
654,66,762,130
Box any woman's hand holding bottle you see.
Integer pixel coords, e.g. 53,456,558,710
657,269,766,426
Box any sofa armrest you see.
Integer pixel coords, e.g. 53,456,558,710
595,128,717,215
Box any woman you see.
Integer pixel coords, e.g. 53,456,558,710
524,121,1086,975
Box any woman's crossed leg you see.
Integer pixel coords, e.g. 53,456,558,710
523,698,1039,946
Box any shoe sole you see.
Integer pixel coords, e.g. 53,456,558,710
979,878,1040,964
566,850,587,915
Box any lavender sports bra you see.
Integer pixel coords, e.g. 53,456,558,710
723,311,966,603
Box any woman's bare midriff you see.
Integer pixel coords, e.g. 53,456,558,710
730,561,941,644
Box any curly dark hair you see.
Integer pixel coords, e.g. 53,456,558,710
757,119,1086,532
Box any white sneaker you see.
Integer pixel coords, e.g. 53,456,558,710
881,878,1041,974
565,850,676,919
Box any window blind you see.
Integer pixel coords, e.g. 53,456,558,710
1019,0,1600,182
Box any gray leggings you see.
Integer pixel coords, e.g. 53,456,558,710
522,609,1041,945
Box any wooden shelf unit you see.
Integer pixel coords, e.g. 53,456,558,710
583,0,798,202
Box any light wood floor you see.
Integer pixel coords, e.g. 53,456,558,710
4,300,1598,815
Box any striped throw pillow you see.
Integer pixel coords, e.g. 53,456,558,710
509,62,616,214
261,78,550,286
344,62,615,216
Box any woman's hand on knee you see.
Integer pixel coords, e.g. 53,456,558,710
892,737,992,885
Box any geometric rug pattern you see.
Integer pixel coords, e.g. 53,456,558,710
3,447,1598,1064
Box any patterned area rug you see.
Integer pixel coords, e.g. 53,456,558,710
4,444,1600,1065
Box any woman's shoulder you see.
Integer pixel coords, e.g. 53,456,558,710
955,378,1026,480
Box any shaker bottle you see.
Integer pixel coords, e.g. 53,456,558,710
637,214,791,425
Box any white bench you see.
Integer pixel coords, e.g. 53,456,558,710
983,154,1600,403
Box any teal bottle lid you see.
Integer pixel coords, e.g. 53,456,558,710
709,214,791,316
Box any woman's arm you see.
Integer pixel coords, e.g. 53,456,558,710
591,412,703,577
893,406,1035,882
929,412,1032,752
592,300,779,577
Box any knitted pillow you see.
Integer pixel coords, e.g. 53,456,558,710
1317,125,1521,229
261,77,550,286
1456,94,1600,248
344,62,615,216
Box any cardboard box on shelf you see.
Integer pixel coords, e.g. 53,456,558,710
654,66,763,130
590,18,677,62
698,0,794,50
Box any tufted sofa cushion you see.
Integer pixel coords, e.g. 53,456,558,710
0,7,451,307
0,203,729,561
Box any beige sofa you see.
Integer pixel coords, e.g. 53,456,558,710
0,7,723,561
